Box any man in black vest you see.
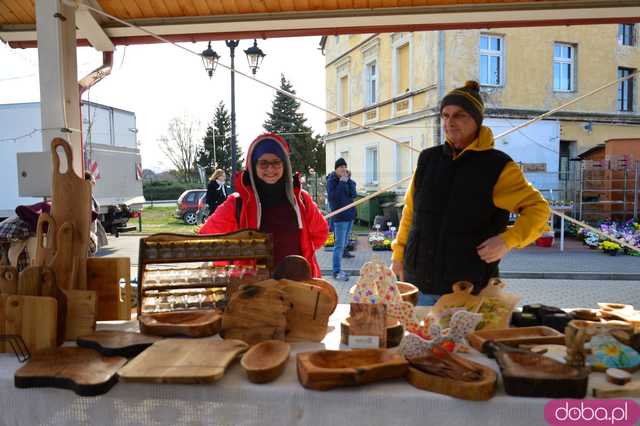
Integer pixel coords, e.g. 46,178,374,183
391,81,550,305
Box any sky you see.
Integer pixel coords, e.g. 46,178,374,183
0,36,327,172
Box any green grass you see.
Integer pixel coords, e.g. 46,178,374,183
140,206,198,234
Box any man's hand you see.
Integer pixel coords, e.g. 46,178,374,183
477,235,510,263
391,260,404,281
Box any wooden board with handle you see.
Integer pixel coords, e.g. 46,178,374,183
86,257,131,321
0,266,18,295
4,295,57,353
14,347,127,396
118,339,249,384
50,138,91,290
62,289,96,341
47,221,75,290
34,212,56,267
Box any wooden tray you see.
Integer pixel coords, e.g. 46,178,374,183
118,339,249,384
340,316,404,348
241,340,290,384
139,310,222,338
77,331,161,358
469,326,565,352
14,347,127,396
406,354,497,401
484,341,589,398
297,349,408,391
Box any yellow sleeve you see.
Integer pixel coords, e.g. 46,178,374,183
391,175,415,262
493,161,551,249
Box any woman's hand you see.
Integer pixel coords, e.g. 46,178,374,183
391,260,404,281
477,235,510,263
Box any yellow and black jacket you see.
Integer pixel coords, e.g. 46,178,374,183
391,126,550,294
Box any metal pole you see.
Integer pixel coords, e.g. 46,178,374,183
226,40,239,191
623,167,628,221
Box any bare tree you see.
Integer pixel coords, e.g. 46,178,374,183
158,115,201,182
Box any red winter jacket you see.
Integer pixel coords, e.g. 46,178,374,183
198,133,329,277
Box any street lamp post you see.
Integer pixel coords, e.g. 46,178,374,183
201,39,266,191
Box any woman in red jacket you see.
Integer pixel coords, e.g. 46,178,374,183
199,133,329,277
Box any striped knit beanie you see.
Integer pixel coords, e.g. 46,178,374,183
440,80,484,129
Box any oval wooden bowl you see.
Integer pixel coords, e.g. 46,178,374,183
340,316,404,348
241,340,290,384
406,357,497,401
139,310,222,338
349,281,419,306
297,349,408,390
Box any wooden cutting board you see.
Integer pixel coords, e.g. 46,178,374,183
47,221,75,290
276,279,335,342
469,326,566,353
86,257,131,321
4,295,58,352
118,339,249,384
14,347,127,396
34,212,56,267
62,289,96,341
0,266,18,295
50,138,91,290
221,283,291,345
77,331,161,358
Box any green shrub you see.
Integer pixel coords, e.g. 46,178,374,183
143,180,203,200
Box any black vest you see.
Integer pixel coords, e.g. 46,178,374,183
403,144,511,295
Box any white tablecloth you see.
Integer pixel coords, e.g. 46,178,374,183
0,305,632,426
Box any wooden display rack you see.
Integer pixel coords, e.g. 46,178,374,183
137,230,273,319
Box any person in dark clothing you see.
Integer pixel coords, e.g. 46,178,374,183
205,169,228,216
391,80,550,306
326,158,357,281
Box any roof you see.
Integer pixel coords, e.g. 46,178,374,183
578,144,606,159
2,0,639,49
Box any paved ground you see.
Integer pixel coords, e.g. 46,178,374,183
98,234,640,309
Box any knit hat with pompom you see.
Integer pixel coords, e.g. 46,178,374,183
440,80,484,129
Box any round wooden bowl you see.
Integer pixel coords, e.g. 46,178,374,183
139,310,222,338
348,281,419,306
241,340,290,384
340,316,404,348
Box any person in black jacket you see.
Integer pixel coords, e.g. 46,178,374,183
327,158,357,281
205,169,228,216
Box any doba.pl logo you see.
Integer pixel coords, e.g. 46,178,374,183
545,400,640,426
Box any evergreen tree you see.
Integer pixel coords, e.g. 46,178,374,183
197,101,244,178
263,75,326,175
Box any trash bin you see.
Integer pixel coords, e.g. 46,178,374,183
355,191,396,226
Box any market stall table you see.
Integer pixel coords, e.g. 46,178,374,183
0,305,636,426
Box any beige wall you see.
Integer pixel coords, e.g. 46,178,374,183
561,122,640,154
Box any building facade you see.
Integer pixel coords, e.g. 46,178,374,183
321,24,640,198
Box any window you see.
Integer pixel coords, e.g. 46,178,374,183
365,60,377,106
479,34,503,86
395,139,413,183
339,150,350,166
365,146,378,185
618,67,635,112
553,43,575,92
618,24,635,46
395,43,410,95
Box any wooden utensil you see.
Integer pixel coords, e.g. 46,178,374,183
483,341,589,398
221,283,291,345
430,281,483,327
62,289,96,341
4,295,57,352
0,266,18,295
86,257,131,321
47,221,75,290
50,138,91,290
39,267,66,346
341,316,404,348
469,326,565,352
406,352,497,401
241,340,290,384
118,339,249,384
34,212,56,267
77,331,161,358
297,349,409,391
139,310,222,338
17,266,44,296
14,347,127,396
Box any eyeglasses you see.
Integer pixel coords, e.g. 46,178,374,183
257,159,283,170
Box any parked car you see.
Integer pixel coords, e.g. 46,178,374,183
196,193,210,224
175,189,206,225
